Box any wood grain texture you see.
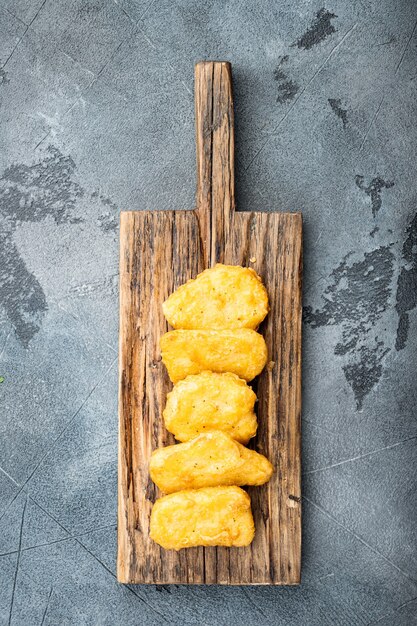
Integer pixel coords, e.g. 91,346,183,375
195,61,234,267
117,61,302,585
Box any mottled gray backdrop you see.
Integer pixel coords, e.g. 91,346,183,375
0,0,416,624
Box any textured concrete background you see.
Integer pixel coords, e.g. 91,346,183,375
0,0,416,624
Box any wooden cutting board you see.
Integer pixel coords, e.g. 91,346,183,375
117,61,302,585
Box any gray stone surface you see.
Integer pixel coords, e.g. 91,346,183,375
0,0,416,624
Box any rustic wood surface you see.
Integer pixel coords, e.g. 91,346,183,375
117,61,302,585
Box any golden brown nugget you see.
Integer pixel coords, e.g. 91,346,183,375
163,371,257,444
160,329,268,383
150,431,274,493
162,264,269,330
150,486,255,550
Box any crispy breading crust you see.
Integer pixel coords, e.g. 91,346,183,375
162,264,269,330
163,371,257,444
150,486,255,550
160,329,268,383
150,431,274,493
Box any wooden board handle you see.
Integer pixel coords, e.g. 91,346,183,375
195,61,235,266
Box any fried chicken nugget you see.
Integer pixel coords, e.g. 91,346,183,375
160,329,268,383
163,371,257,444
150,431,273,494
162,264,269,330
150,486,255,550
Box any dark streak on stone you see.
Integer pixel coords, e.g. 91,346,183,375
376,36,397,47
94,194,119,232
0,146,120,345
334,336,357,355
0,146,85,346
328,98,348,127
303,247,393,329
304,246,394,408
355,175,394,217
0,66,10,86
0,232,47,347
395,212,417,350
370,226,379,238
292,8,337,50
273,56,299,104
98,213,118,232
343,342,389,409
1,147,84,225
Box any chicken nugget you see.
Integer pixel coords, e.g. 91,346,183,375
162,264,269,330
163,371,257,444
160,329,268,383
150,431,273,493
150,486,254,550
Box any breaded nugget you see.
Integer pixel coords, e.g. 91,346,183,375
150,486,254,550
150,431,273,493
160,329,268,383
163,371,257,444
162,264,269,330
